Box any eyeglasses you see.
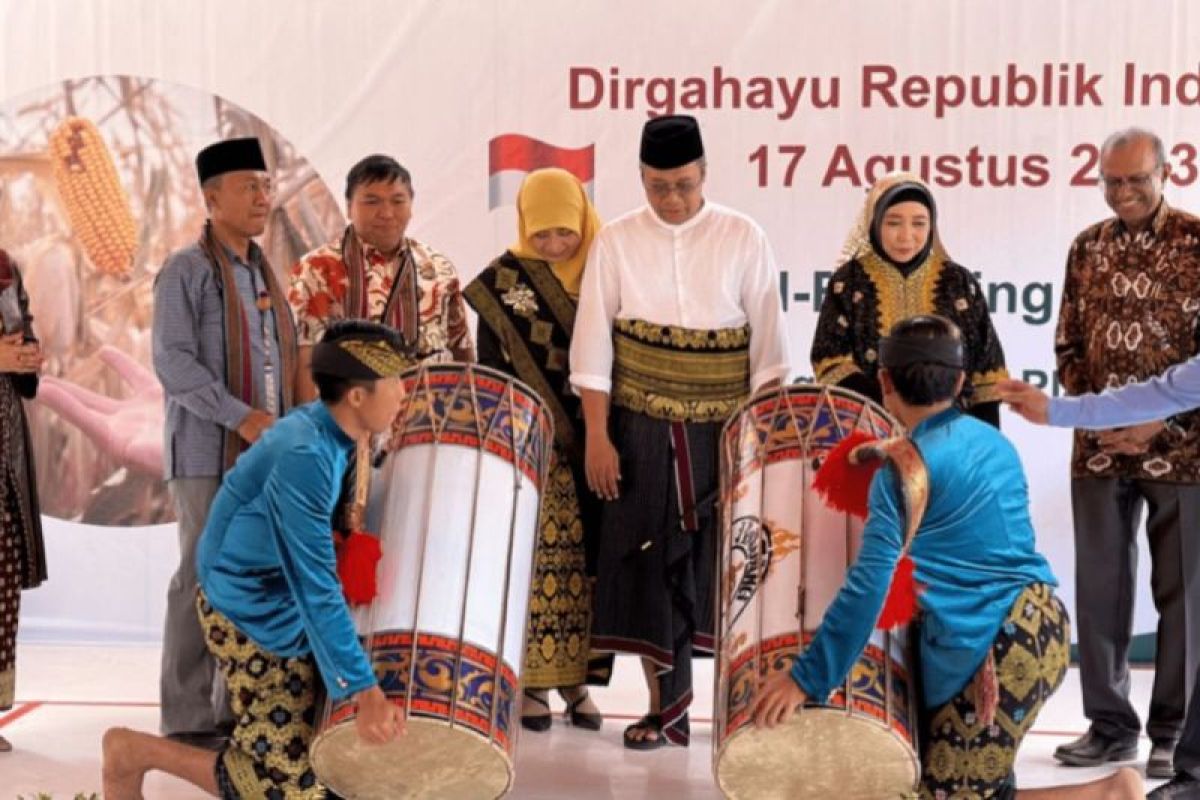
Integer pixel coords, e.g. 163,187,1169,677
645,179,701,199
1100,171,1160,192
234,177,275,198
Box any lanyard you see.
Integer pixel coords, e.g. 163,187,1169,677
253,277,278,416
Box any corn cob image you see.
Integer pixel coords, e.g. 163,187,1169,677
48,116,138,277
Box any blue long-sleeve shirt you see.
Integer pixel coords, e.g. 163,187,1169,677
1048,353,1200,430
196,401,375,700
791,408,1057,709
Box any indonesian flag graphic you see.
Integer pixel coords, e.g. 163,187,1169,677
488,133,595,209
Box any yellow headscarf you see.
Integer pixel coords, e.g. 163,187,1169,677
510,167,601,297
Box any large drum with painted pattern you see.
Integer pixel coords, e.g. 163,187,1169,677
311,362,552,800
713,383,920,800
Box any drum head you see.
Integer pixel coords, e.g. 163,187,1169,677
715,708,919,800
311,717,513,799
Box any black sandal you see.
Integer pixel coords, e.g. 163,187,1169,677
623,713,665,750
521,689,552,732
558,687,602,731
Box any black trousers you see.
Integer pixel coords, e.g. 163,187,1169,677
1180,660,1200,778
1071,477,1200,741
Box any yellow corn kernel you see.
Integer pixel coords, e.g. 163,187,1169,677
48,116,138,277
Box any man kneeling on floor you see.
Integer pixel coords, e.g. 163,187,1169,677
753,315,1144,800
102,320,406,799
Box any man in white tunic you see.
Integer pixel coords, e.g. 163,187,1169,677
570,115,790,748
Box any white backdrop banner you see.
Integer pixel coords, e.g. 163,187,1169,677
3,0,1199,643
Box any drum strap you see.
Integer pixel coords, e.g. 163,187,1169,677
868,437,930,550
814,432,930,540
345,437,372,529
856,437,930,630
815,433,931,628
333,437,381,606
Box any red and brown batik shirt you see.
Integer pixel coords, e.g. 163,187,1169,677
287,233,474,362
1055,202,1200,482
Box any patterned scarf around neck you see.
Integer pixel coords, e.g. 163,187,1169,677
198,221,298,472
341,226,419,355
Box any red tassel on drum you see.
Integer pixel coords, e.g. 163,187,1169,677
876,554,919,630
812,430,883,519
335,530,382,606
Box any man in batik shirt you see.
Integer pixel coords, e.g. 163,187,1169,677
1053,127,1200,780
288,154,474,399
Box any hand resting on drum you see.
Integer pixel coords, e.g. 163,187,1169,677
751,669,808,729
354,685,405,745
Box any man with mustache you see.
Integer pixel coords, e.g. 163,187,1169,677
1052,127,1200,779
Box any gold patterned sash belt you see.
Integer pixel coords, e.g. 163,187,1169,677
611,319,751,423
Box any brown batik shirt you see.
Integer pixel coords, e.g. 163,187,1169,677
1055,201,1200,483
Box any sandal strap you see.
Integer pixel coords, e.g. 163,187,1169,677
522,689,550,711
559,688,591,713
623,713,662,736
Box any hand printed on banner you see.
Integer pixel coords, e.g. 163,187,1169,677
1,76,346,525
38,344,164,477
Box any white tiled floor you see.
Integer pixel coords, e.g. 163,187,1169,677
0,644,1170,798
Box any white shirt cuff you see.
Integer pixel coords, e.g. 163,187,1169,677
569,373,612,394
750,363,791,392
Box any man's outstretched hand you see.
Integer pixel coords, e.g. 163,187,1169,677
996,378,1050,425
38,345,164,477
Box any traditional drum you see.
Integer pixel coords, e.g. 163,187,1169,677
311,363,553,800
713,383,920,800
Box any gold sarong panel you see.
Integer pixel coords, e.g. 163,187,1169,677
611,318,751,423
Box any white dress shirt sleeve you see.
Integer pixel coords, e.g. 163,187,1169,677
569,232,620,394
741,227,792,390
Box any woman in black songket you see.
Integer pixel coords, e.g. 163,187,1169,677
810,171,1008,426
0,249,46,753
463,167,611,733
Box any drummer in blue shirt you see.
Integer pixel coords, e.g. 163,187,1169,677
753,315,1143,800
102,320,407,800
1001,364,1200,800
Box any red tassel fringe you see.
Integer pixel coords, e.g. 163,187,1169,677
814,431,922,629
877,554,919,630
335,530,382,606
812,430,883,519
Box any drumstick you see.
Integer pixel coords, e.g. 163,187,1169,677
344,437,371,531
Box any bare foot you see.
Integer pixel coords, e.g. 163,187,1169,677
1106,767,1145,799
102,727,147,800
